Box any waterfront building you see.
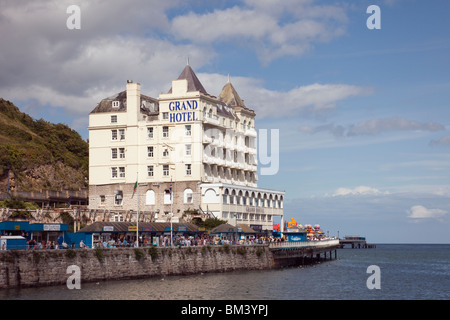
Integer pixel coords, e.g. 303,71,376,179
0,221,68,245
88,63,284,234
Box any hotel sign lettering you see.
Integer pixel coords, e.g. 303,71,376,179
245,207,265,214
168,100,198,123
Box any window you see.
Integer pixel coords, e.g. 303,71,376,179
119,148,125,159
147,127,153,138
111,167,118,178
112,101,120,108
184,188,193,203
100,195,105,206
163,112,169,120
163,126,169,138
119,167,125,178
208,109,212,118
147,165,154,177
147,146,154,157
164,189,172,204
111,115,117,123
163,165,169,176
113,214,124,222
185,144,191,156
111,148,117,159
146,190,155,205
163,149,169,157
114,190,123,205
185,164,191,176
119,129,125,140
185,125,191,136
111,130,118,140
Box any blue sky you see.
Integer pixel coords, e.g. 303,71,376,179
1,0,449,243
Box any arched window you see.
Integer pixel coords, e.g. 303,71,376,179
204,188,219,204
145,190,155,205
184,188,193,204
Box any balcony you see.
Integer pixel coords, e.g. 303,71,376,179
204,116,219,126
203,135,212,144
245,128,257,137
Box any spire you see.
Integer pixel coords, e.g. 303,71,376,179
187,56,190,66
167,62,208,95
218,79,245,108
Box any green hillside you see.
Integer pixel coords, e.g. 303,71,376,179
0,98,88,192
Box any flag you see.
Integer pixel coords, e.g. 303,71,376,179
132,180,138,199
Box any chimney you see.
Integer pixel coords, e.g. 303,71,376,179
126,81,140,125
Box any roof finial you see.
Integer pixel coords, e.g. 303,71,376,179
227,73,230,83
187,56,190,66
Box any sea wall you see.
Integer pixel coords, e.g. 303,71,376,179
0,245,275,289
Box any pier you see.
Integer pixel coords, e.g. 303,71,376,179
269,239,340,268
338,236,376,249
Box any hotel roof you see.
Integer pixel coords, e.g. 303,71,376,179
90,90,159,115
168,63,208,95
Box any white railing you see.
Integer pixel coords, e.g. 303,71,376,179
269,239,340,249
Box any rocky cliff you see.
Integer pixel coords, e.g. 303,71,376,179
0,98,88,193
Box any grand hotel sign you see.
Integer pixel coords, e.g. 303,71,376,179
168,100,199,123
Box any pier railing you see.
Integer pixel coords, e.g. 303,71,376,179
268,239,340,250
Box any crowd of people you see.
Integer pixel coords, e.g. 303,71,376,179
92,234,277,249
4,231,337,251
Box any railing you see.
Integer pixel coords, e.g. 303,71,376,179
269,239,340,249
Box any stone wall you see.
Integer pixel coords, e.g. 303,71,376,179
0,245,275,289
88,180,202,222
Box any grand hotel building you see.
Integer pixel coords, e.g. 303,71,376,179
88,63,284,233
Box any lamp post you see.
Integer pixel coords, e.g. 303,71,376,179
169,170,175,247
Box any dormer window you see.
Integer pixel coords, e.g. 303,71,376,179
112,101,120,108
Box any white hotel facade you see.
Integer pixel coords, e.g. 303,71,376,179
88,64,284,233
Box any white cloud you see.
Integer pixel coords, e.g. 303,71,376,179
429,135,450,147
0,0,370,136
170,1,348,63
407,205,448,219
300,117,445,138
331,186,389,197
347,117,444,136
194,73,370,120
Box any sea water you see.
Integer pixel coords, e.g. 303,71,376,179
1,244,449,300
